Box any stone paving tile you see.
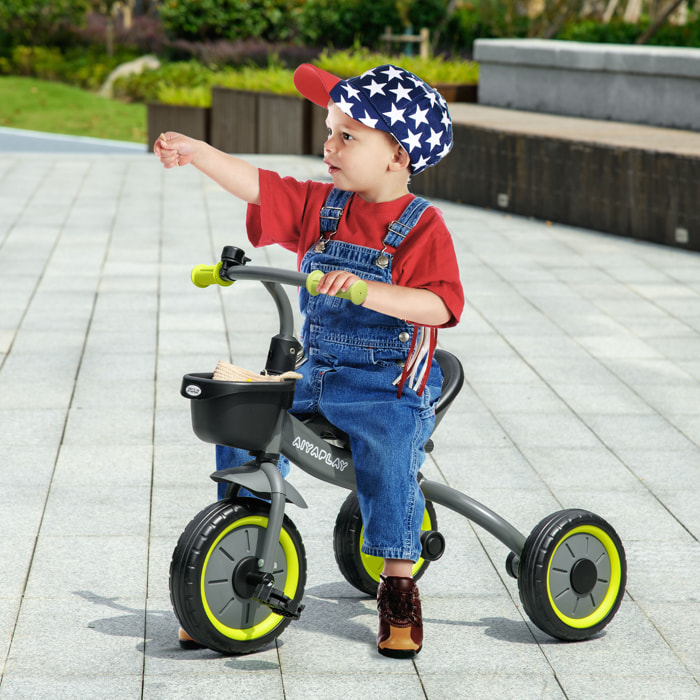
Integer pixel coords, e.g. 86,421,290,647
0,151,699,698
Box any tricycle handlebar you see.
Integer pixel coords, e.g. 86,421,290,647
190,263,368,306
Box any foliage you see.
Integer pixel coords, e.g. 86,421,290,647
111,44,479,106
557,18,643,43
296,0,450,50
652,18,700,47
439,1,531,52
296,0,397,48
156,84,212,107
0,0,89,50
159,0,303,43
112,59,224,102
213,64,298,94
314,47,479,84
557,17,700,47
0,44,140,90
75,12,168,55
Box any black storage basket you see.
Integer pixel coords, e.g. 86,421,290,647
181,373,296,451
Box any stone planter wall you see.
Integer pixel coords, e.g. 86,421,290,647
474,38,700,132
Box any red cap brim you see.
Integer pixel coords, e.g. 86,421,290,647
293,63,342,108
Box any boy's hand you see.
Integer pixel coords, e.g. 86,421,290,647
154,132,198,168
316,270,363,299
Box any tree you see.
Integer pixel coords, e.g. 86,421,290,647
89,0,135,56
528,0,587,38
636,0,687,42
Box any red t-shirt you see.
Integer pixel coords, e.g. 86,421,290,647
246,169,463,327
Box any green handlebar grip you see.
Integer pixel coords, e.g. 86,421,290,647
305,269,368,306
191,262,233,288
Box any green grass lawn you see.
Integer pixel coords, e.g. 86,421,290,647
0,76,147,144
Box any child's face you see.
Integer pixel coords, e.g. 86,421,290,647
324,102,406,202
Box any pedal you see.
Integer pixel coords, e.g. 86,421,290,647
252,581,305,619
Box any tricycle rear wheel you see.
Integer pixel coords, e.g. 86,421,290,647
517,509,626,641
333,490,438,597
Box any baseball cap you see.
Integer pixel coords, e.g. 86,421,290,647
294,63,453,175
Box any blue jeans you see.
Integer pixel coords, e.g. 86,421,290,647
216,347,441,562
217,189,442,562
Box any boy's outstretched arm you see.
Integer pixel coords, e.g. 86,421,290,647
317,270,452,327
154,132,261,205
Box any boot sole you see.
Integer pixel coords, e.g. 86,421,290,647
377,644,422,659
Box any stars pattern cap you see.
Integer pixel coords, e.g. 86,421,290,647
294,63,453,175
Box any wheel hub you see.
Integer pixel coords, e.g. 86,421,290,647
570,558,597,595
547,530,613,619
232,556,260,599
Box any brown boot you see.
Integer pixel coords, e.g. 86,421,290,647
376,575,423,658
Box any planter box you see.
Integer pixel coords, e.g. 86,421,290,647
211,88,312,155
435,83,478,104
257,92,311,155
211,87,258,153
309,103,328,157
147,103,210,152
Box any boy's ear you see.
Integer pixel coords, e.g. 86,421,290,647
389,143,411,172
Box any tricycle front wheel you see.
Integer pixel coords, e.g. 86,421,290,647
517,508,626,641
170,499,306,654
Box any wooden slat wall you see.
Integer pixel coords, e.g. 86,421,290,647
210,88,257,154
147,103,210,152
413,124,700,252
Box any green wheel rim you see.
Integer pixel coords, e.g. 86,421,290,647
200,515,301,640
546,524,623,629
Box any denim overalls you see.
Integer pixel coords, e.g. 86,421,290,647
217,188,444,562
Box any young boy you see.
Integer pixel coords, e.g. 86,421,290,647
155,63,463,658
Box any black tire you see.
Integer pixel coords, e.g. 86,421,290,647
333,490,438,597
170,498,306,654
518,508,626,642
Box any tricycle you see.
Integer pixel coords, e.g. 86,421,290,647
170,245,627,654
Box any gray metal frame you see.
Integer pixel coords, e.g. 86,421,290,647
210,263,527,577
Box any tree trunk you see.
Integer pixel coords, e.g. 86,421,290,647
602,0,620,22
636,0,686,43
106,16,114,57
623,0,643,22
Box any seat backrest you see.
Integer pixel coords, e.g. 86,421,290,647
434,349,464,429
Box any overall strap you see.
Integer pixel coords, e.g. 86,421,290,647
382,196,431,250
385,196,436,400
320,188,354,234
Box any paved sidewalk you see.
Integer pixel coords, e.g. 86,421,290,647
1,150,699,700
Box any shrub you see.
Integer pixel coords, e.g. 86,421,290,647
314,48,479,85
296,0,396,48
214,64,297,94
112,60,224,102
0,0,89,51
557,19,643,43
652,19,700,47
0,44,140,89
156,84,212,107
296,0,453,50
557,17,700,47
159,0,303,43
